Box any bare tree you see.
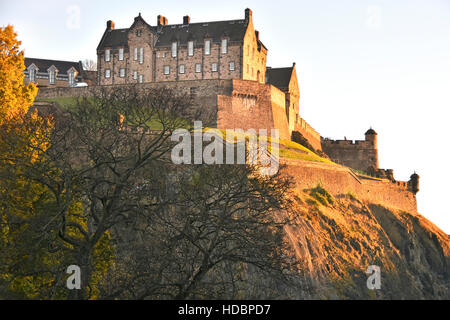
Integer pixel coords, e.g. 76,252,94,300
82,59,97,71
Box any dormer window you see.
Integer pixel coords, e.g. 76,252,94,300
105,49,111,62
172,42,177,57
28,64,38,83
47,65,57,85
221,39,228,54
29,68,36,82
68,71,75,86
204,40,211,55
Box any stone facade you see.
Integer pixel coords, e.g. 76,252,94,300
97,9,265,86
321,129,379,172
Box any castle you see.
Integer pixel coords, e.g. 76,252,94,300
33,8,419,198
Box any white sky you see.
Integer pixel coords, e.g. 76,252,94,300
1,0,449,233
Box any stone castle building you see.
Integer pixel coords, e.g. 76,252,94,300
96,9,266,85
34,8,419,194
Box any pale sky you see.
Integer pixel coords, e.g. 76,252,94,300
1,0,449,233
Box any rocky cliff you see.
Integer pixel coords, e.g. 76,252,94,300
282,180,450,299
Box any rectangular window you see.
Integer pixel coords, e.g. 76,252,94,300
119,48,124,61
221,39,227,54
105,49,111,62
229,62,235,71
212,63,218,72
139,48,144,64
179,65,185,74
138,74,143,83
68,72,74,86
188,41,194,56
195,63,201,73
204,40,211,55
119,68,125,78
133,71,138,80
164,66,170,75
49,71,55,84
172,42,177,57
136,29,142,37
134,48,138,61
105,69,111,78
29,69,35,82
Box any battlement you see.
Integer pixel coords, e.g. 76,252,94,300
321,130,378,172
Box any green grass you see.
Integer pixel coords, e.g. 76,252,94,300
309,184,334,206
37,96,79,109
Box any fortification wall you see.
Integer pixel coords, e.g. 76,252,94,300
321,138,378,172
293,117,322,151
281,159,417,214
37,79,320,145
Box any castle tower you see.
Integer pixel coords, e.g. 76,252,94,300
365,128,377,148
409,172,420,194
364,128,379,169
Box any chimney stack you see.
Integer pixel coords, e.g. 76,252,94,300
157,15,168,26
245,8,252,24
107,20,115,30
183,15,190,25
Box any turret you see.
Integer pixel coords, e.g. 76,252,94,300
365,128,377,148
409,172,420,194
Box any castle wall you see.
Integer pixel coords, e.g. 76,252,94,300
293,117,322,151
281,159,417,214
36,79,319,146
321,138,378,172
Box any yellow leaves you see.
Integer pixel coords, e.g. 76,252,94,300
0,25,37,125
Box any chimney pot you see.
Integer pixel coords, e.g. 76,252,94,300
157,15,168,26
183,15,190,25
245,8,253,24
107,20,115,30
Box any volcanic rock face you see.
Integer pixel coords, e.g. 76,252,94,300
283,190,450,299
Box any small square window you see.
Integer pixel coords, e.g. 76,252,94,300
179,65,185,74
212,63,218,72
195,64,201,73
164,66,170,75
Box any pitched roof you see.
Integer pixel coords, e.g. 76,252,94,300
24,58,82,75
97,17,251,50
266,67,293,91
153,20,247,47
97,28,129,50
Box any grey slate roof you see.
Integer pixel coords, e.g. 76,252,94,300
97,16,252,50
266,67,293,91
24,58,82,75
97,28,129,49
153,20,247,46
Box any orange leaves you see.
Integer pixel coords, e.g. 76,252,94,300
0,25,37,125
